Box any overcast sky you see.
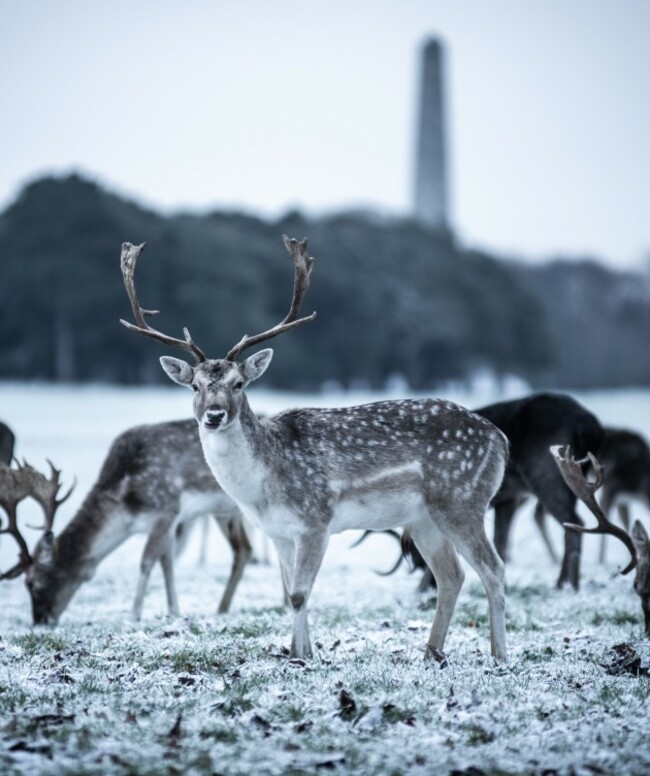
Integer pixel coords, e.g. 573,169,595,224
2,0,649,268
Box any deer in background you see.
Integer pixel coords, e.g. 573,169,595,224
551,445,640,623
533,427,650,565
476,393,609,590
120,237,510,661
1,421,251,624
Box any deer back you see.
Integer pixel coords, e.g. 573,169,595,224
476,392,603,500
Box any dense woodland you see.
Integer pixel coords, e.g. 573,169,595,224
1,174,648,390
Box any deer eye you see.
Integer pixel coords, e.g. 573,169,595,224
191,384,199,393
233,380,244,391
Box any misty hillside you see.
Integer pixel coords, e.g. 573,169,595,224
0,174,648,390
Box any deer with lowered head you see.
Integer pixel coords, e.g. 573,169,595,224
0,423,251,625
119,237,510,661
533,427,650,566
551,446,642,627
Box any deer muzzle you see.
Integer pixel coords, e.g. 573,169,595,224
203,406,228,430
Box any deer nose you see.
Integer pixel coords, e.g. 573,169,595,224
204,406,227,429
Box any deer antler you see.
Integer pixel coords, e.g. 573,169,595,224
226,235,317,361
0,461,35,579
27,459,76,531
119,242,206,363
0,460,74,580
550,445,637,575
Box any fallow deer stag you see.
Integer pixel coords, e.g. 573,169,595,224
549,445,637,577
534,427,650,564
120,238,510,661
551,446,648,632
3,421,252,625
478,393,606,590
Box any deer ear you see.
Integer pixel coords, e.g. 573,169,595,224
160,357,194,386
243,349,273,383
632,520,650,554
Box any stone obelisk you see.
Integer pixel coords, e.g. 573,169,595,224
413,38,449,230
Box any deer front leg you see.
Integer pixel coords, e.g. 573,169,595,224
274,532,329,659
557,515,583,590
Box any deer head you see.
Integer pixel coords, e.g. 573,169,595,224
0,460,75,624
120,236,315,432
631,520,650,636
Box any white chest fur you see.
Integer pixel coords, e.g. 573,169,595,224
200,425,267,510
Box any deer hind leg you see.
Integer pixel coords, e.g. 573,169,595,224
132,517,177,621
408,521,464,658
214,513,252,614
273,531,329,659
454,526,507,662
159,541,180,618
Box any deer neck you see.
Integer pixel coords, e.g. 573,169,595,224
199,397,270,509
54,493,128,578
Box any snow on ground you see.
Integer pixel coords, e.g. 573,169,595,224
1,382,650,774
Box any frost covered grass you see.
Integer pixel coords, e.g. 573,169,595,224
1,383,650,774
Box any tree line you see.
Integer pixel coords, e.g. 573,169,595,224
0,174,648,390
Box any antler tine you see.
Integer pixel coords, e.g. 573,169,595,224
226,235,317,361
0,462,33,579
27,459,75,531
550,445,637,575
119,242,206,363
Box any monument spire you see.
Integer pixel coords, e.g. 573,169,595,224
413,38,449,230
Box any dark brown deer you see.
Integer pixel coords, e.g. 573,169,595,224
1,422,252,624
534,427,650,564
478,393,607,589
120,238,510,661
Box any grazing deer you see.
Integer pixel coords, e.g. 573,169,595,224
551,445,642,626
630,520,650,636
0,422,251,624
534,428,650,565
0,421,15,464
119,238,510,661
